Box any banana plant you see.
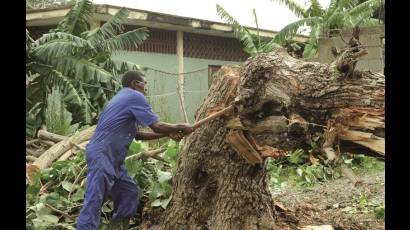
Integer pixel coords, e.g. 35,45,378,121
216,4,281,56
26,0,148,138
271,0,385,58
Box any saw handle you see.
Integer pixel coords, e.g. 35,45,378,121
192,105,234,130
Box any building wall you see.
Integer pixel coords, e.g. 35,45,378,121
313,26,385,73
112,51,239,123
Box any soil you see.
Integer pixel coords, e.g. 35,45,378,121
134,171,385,230
273,171,385,230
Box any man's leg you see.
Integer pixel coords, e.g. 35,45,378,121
76,168,114,230
109,172,139,229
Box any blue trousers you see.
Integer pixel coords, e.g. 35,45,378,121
76,167,139,230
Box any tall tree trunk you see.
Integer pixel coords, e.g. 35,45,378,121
154,47,384,229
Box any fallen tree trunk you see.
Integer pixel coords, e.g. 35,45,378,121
28,126,95,172
155,45,384,229
57,140,89,161
37,129,67,142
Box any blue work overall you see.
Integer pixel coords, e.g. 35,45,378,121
76,88,159,230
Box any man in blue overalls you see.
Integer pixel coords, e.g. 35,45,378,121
76,70,193,229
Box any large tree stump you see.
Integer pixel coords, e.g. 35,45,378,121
154,45,384,229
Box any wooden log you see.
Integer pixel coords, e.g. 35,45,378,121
26,139,39,146
29,126,95,172
26,155,37,162
27,148,46,157
39,139,56,147
339,129,385,156
37,129,67,142
58,141,89,161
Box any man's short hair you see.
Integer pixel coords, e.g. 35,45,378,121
121,70,145,87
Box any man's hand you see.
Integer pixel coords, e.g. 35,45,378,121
168,132,184,142
178,124,194,135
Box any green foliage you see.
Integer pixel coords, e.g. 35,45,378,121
267,147,384,191
272,0,385,58
27,138,182,228
342,192,384,216
342,153,385,175
216,4,281,56
44,87,79,136
26,0,149,136
374,204,385,220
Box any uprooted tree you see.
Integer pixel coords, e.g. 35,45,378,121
150,31,384,229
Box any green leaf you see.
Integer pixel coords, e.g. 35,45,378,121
56,0,94,36
304,175,311,183
216,4,258,55
103,28,149,53
348,0,384,18
51,56,113,83
148,182,165,202
288,149,304,164
273,17,322,45
151,199,162,207
157,170,172,183
72,188,85,202
296,168,303,177
61,181,76,192
87,8,129,44
161,195,172,209
32,214,59,228
128,141,142,155
34,202,51,216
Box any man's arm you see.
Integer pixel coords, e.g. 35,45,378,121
149,121,193,135
135,131,168,140
135,131,185,142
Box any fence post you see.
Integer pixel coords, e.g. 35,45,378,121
176,31,189,123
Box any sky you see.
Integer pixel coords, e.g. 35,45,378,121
93,0,331,33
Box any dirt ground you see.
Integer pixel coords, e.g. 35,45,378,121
135,172,384,230
273,171,385,230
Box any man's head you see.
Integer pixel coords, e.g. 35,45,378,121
121,70,148,94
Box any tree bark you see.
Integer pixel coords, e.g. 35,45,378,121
57,140,89,161
154,47,384,229
37,129,67,142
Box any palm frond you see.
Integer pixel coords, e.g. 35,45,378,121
32,39,93,62
51,56,113,83
34,32,93,48
360,18,382,27
45,87,79,136
87,8,129,45
348,0,384,17
323,0,343,20
307,0,324,16
350,8,377,27
273,17,321,45
252,9,261,49
216,4,258,55
102,27,149,53
302,43,317,58
303,24,321,58
78,86,94,124
270,0,307,18
102,58,141,76
26,29,34,54
327,11,346,28
260,41,282,53
30,64,83,105
56,0,94,36
26,102,43,138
